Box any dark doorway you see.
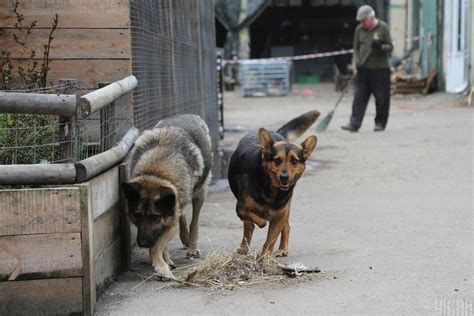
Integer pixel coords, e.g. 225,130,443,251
250,3,357,82
215,18,227,48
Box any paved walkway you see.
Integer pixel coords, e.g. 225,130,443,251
97,84,473,315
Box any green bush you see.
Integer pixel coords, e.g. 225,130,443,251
0,113,59,164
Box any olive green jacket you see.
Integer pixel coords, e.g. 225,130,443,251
353,20,393,69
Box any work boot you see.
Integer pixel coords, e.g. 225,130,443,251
341,123,359,132
374,123,385,132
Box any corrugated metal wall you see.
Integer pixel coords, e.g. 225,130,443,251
129,0,218,145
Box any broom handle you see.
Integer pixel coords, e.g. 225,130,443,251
333,49,372,111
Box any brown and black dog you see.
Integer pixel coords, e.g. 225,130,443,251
228,110,319,257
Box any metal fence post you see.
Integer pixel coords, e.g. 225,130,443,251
98,82,116,152
58,79,78,162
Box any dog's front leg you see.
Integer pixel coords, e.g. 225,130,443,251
149,223,178,279
261,214,287,258
276,204,291,257
236,206,267,228
238,220,255,254
179,214,190,248
275,218,290,257
162,246,176,269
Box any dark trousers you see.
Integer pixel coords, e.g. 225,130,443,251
350,68,391,128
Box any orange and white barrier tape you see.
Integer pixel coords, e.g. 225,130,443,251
224,48,354,65
223,34,432,65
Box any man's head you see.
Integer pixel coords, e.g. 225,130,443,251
356,5,377,29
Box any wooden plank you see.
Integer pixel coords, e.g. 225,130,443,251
88,166,120,220
0,92,76,116
0,164,76,186
0,277,83,315
0,0,130,28
11,59,132,89
0,187,81,236
93,203,120,259
78,184,95,315
94,238,122,298
422,69,437,95
3,29,131,59
0,233,82,281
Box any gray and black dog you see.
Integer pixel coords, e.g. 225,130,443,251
123,114,212,278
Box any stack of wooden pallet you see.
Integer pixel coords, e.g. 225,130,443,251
391,69,437,95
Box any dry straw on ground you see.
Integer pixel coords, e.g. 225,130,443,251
132,248,320,291
170,250,287,290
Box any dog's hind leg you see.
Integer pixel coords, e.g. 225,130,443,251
238,220,255,254
187,187,205,258
179,214,190,248
150,223,178,279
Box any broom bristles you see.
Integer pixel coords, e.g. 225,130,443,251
315,110,334,132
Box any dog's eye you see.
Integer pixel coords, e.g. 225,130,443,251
290,158,299,165
149,214,161,221
274,158,282,165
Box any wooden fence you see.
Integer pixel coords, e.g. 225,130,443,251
0,75,138,315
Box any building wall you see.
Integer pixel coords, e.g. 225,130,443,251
389,0,408,57
471,0,474,100
0,0,132,89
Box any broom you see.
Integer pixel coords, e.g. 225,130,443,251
316,49,372,132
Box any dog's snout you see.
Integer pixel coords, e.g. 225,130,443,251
279,173,289,182
137,237,154,248
137,229,158,248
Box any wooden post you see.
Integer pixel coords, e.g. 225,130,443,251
0,164,76,185
75,128,139,183
59,79,78,162
118,163,131,271
0,92,76,116
99,82,116,152
78,184,95,316
78,76,137,118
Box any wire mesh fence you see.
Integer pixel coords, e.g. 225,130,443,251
0,80,133,165
129,0,219,143
1,0,218,166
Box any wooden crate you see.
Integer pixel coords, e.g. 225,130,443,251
0,165,127,315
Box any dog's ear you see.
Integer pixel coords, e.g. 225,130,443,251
258,128,274,160
155,187,176,217
301,135,318,161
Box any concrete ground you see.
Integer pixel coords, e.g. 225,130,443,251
96,83,473,315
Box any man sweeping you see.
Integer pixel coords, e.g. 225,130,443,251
341,5,393,132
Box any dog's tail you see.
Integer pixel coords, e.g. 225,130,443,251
276,110,320,141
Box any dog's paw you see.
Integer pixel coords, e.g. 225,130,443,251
237,246,249,255
153,264,175,279
275,250,288,257
166,258,176,270
256,221,267,228
186,249,200,258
